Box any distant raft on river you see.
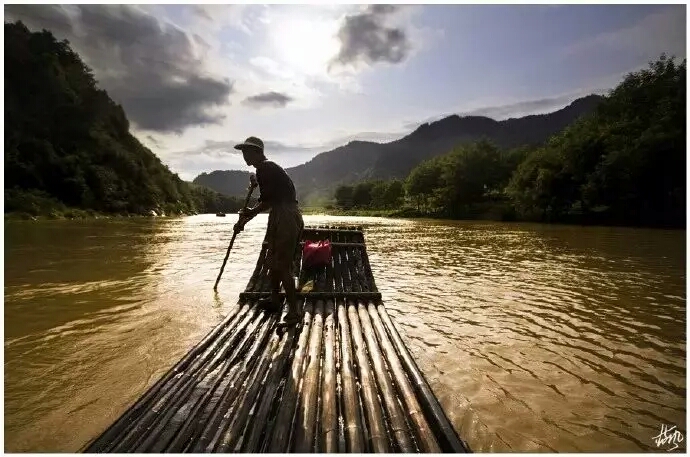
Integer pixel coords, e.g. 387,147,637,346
83,225,471,453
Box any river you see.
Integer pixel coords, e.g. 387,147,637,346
4,214,686,452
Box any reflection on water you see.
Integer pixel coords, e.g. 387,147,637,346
4,215,686,452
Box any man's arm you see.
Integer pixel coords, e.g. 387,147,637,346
234,200,270,232
243,200,270,219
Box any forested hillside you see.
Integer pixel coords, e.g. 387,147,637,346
332,55,686,228
194,96,602,203
4,21,241,217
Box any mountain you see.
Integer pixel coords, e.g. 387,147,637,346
192,170,256,197
4,21,241,216
194,95,603,203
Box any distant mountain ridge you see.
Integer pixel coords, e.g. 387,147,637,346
193,94,603,203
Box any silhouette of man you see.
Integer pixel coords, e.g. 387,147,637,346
233,136,304,327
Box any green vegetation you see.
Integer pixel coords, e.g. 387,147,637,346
331,55,685,228
4,22,243,218
4,20,682,228
334,179,405,210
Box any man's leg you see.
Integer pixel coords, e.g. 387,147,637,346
268,267,282,311
280,267,300,322
259,210,283,312
276,207,303,325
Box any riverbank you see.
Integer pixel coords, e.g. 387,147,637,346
4,187,240,222
4,209,196,222
7,205,683,230
300,205,685,229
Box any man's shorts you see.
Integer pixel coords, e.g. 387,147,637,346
265,202,304,274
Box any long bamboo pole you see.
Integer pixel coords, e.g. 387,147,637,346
109,304,259,452
292,300,325,452
266,302,315,452
214,174,257,290
215,322,282,452
367,302,441,452
357,303,415,452
320,299,338,452
377,304,471,453
337,300,364,452
202,316,276,452
165,313,279,452
145,304,262,451
241,325,297,452
83,303,245,452
347,302,389,452
134,309,268,452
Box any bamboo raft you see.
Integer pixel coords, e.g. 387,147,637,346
84,225,471,453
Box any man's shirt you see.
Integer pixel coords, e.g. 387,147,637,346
255,160,297,206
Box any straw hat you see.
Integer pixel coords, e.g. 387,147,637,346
234,136,264,153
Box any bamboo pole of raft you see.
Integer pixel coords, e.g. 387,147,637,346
133,309,271,452
377,304,471,453
201,314,277,452
109,303,252,451
241,324,298,452
356,303,415,452
266,302,315,452
189,310,276,451
86,226,473,454
165,313,281,452
292,300,325,452
337,300,365,452
330,228,341,453
367,303,442,453
347,302,389,452
215,323,283,452
106,303,260,452
138,305,265,452
84,302,246,452
320,299,338,452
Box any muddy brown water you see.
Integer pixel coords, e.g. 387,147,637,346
4,215,686,452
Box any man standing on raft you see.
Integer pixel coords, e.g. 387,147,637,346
233,136,304,327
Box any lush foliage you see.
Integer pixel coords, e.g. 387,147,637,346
4,22,239,217
507,54,685,226
334,179,405,210
333,55,685,228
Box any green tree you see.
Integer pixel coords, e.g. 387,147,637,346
334,185,354,209
352,181,375,208
405,158,444,212
383,179,405,208
436,140,502,216
506,54,685,227
4,21,228,216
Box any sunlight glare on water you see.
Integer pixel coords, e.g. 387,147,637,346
3,215,686,452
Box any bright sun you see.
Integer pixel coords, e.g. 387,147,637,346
270,13,342,77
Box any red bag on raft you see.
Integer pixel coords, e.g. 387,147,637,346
302,240,332,268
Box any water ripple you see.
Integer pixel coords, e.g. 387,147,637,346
3,215,686,452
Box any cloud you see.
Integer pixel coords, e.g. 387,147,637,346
5,4,233,133
460,92,603,120
241,91,294,109
168,137,325,177
329,5,411,70
189,4,255,35
563,6,686,61
402,87,613,130
191,5,213,21
173,138,322,160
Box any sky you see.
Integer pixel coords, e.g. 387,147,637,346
4,3,687,180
